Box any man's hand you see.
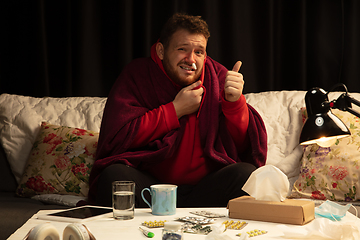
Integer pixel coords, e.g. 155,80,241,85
224,61,244,102
173,81,204,119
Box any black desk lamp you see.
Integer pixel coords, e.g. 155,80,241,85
299,84,360,147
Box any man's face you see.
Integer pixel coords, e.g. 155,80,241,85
160,29,207,87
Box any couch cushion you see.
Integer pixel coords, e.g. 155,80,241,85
16,122,98,198
244,90,307,181
291,107,360,201
0,93,106,183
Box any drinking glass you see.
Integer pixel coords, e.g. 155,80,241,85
112,181,135,220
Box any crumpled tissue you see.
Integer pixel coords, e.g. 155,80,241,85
242,165,289,202
205,224,232,240
277,217,360,240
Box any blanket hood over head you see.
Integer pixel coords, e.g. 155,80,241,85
88,50,267,203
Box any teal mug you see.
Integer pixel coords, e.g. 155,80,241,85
141,184,177,215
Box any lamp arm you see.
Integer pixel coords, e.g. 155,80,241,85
331,93,360,118
348,95,360,107
346,107,360,118
346,95,360,118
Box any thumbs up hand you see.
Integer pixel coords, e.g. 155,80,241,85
224,61,244,102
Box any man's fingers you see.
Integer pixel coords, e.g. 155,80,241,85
190,80,202,90
232,61,242,72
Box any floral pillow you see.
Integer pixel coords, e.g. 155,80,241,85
291,108,360,201
16,122,98,198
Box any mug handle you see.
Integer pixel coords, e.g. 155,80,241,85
141,188,152,208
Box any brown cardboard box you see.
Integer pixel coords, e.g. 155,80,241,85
227,196,315,225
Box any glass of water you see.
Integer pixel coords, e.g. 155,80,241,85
112,181,135,220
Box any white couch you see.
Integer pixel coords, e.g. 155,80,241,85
4,90,360,193
1,91,359,238
0,91,308,192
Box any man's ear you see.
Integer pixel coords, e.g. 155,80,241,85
156,42,164,60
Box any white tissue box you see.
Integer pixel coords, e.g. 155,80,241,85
227,196,315,225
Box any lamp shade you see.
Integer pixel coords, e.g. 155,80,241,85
299,87,350,146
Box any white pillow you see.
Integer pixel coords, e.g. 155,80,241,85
31,194,87,207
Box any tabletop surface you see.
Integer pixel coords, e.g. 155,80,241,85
8,207,360,240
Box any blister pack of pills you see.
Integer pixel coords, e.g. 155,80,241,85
190,211,226,218
177,216,214,225
142,220,167,228
222,220,248,230
236,229,268,238
182,223,212,235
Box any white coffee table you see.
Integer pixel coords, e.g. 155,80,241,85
8,207,360,239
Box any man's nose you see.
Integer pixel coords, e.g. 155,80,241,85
185,51,196,63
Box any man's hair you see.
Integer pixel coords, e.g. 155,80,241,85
159,13,210,49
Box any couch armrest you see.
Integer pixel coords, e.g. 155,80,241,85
0,143,17,192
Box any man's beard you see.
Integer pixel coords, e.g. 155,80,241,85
162,55,201,87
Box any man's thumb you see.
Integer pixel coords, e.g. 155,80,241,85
232,61,242,72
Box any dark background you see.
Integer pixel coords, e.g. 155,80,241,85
1,0,359,98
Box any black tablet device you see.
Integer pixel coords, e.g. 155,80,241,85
37,205,113,222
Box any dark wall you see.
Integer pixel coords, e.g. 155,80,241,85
1,0,359,97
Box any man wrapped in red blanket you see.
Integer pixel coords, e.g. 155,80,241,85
88,13,267,207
